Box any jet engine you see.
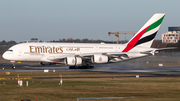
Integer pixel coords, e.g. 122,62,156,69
91,54,108,63
64,57,82,66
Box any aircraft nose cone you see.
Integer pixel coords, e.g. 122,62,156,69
2,52,7,59
2,52,9,60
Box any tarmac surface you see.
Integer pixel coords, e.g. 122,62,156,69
1,60,180,76
1,53,180,76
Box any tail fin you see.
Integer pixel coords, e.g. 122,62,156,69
122,13,165,52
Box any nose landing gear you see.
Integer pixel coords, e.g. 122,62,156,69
11,61,16,69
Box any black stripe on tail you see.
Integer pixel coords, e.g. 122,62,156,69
134,31,158,47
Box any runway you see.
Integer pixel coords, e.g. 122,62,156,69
1,62,180,76
1,54,180,75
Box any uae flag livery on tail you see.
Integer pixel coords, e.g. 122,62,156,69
122,13,165,52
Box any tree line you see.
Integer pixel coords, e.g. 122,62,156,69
49,38,128,44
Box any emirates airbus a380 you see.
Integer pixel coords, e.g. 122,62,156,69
3,13,167,69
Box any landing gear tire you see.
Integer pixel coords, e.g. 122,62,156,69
69,66,94,69
88,66,94,69
78,66,94,69
11,62,16,69
69,66,78,69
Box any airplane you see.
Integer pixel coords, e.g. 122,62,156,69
3,13,166,69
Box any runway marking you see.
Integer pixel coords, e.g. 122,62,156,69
77,96,135,100
0,77,32,80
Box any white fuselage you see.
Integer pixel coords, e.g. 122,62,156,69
2,42,152,64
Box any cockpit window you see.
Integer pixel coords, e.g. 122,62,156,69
7,50,13,52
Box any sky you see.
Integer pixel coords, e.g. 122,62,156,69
0,0,180,42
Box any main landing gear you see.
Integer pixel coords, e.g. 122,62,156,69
69,66,94,69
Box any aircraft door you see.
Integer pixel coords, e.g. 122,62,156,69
95,46,98,51
114,46,118,51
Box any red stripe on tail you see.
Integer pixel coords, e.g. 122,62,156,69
122,26,150,52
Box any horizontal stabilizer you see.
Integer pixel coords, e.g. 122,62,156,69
141,47,177,55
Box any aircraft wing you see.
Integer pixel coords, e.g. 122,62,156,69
42,47,176,63
43,52,130,63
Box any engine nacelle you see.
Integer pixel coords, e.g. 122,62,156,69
91,54,108,63
40,62,55,65
64,57,82,66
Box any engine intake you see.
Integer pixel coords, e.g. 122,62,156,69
65,57,82,66
91,54,108,63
